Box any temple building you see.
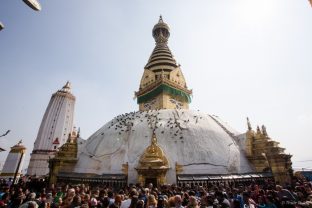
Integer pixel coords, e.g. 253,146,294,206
0,140,26,183
28,82,76,176
49,17,292,186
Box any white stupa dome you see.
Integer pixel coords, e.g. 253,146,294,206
74,109,254,184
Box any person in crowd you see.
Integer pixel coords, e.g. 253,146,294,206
136,199,144,208
0,193,10,208
120,189,137,208
107,191,115,206
174,195,183,208
276,185,296,202
186,196,198,208
147,195,157,208
109,194,122,208
242,192,256,208
128,195,139,208
215,191,230,208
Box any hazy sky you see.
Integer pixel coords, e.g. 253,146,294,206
0,0,311,171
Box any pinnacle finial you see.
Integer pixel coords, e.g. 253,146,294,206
153,16,170,44
151,130,157,145
262,125,268,136
247,117,252,131
63,81,71,88
60,81,71,93
256,125,261,134
159,15,163,23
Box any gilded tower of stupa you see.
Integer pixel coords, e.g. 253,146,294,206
135,16,192,111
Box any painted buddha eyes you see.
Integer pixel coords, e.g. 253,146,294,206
170,98,182,109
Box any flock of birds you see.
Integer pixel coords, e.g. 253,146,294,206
84,109,240,164
100,109,207,143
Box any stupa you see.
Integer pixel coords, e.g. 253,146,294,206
49,17,292,186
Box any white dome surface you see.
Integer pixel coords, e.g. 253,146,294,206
74,109,254,184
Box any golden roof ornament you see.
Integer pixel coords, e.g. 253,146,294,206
137,131,169,170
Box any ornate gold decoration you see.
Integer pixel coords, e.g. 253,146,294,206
137,133,169,169
245,120,292,185
135,17,191,111
136,132,169,186
48,129,79,184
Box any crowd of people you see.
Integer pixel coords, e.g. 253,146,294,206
0,177,311,208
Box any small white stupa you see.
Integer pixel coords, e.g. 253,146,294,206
0,140,26,183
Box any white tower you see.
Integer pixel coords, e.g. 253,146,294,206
27,82,75,176
0,140,26,183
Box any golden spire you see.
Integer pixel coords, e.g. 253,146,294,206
137,132,169,169
136,16,192,111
